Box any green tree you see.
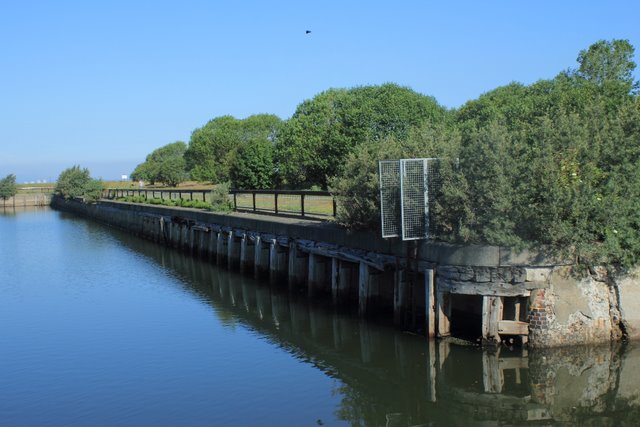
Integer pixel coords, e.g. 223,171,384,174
276,83,449,189
55,166,104,202
185,114,281,184
131,141,188,187
230,138,275,189
0,174,17,205
576,39,637,89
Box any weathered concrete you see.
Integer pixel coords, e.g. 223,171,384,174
617,268,640,340
2,193,52,208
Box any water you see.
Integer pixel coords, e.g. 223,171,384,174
1,208,640,426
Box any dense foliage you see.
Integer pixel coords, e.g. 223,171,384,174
131,141,188,187
0,174,17,202
55,166,104,202
275,83,448,188
184,114,281,186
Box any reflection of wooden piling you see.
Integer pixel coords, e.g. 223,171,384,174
428,338,437,402
482,351,503,393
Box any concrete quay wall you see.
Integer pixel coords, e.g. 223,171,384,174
51,197,640,347
2,193,51,208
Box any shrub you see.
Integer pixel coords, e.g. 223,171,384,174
55,166,104,202
0,174,17,202
209,182,233,212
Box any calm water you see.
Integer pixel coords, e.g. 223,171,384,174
1,208,640,426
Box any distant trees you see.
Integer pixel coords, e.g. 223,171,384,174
55,166,104,202
131,141,188,187
0,174,17,205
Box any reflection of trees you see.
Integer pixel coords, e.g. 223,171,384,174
90,219,640,426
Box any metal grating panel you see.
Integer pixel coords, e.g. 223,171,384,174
379,160,400,238
425,158,442,237
380,158,441,240
400,159,428,240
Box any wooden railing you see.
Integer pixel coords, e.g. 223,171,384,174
104,188,337,218
230,189,336,218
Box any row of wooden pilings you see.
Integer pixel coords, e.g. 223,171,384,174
134,212,429,328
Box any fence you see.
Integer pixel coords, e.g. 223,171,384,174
104,188,337,218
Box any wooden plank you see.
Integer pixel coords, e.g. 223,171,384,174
482,296,503,343
498,320,529,336
439,279,530,297
436,291,451,337
425,268,436,338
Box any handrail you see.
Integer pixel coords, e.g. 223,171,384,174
103,188,337,218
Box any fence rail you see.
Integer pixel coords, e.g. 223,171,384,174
104,188,337,218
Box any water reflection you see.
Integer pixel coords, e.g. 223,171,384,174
71,217,640,426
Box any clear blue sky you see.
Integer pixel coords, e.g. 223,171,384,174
1,0,638,182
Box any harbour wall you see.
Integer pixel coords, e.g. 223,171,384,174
51,197,640,347
2,193,51,208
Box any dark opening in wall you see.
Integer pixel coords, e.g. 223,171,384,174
450,294,483,342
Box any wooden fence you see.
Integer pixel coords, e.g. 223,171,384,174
104,188,337,218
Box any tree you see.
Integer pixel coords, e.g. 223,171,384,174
185,114,281,184
0,174,17,206
576,39,637,89
275,83,448,188
131,141,188,187
230,137,275,189
55,166,104,202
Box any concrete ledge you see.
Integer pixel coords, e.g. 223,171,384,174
59,199,561,268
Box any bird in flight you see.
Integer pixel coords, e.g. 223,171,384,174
305,30,312,34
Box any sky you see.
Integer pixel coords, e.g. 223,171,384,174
1,1,639,182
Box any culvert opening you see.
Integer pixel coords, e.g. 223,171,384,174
449,294,483,342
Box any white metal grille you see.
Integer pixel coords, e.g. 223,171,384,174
379,158,440,241
379,160,400,238
400,159,428,240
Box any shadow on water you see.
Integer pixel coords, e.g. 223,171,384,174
64,214,640,426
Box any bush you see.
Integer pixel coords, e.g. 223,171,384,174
209,182,233,212
55,166,104,202
0,174,17,202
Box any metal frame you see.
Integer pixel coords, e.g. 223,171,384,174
379,158,439,241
